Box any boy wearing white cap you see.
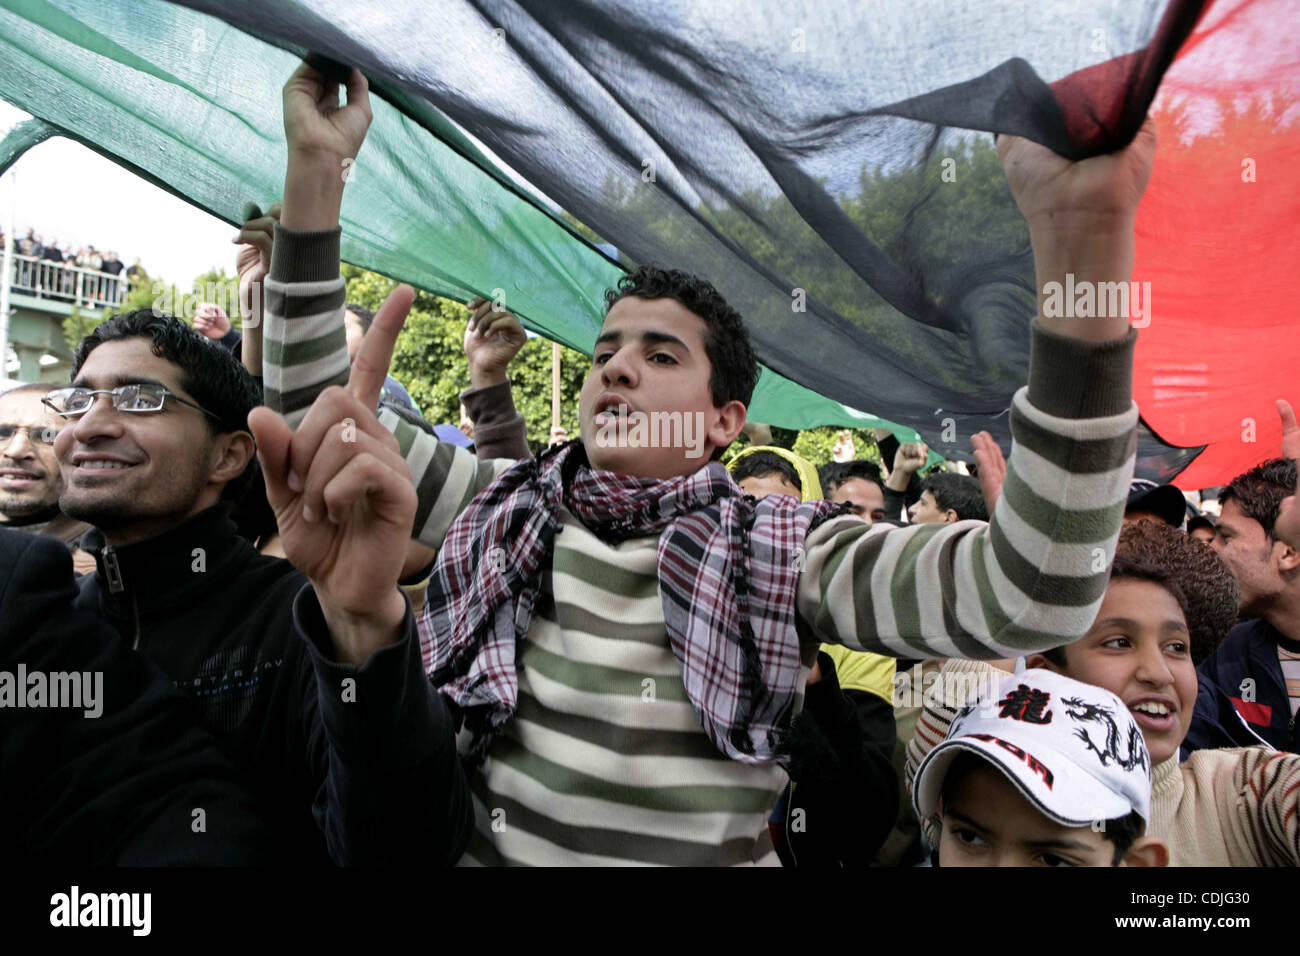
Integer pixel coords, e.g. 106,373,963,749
913,669,1169,867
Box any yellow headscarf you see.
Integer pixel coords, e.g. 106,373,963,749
727,445,823,501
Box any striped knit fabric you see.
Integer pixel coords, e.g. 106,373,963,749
1278,646,1300,718
905,659,1300,866
264,223,1140,865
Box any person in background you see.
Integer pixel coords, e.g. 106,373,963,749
1187,510,1216,545
1192,456,1300,753
0,384,92,573
907,471,988,524
1125,478,1186,527
727,443,899,866
102,249,124,301
342,302,422,415
882,439,926,520
819,458,888,522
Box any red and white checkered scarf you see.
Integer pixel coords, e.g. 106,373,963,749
418,440,844,767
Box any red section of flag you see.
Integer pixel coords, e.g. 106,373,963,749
1130,0,1300,489
1231,697,1273,727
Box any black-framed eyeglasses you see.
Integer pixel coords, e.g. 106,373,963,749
0,423,59,446
42,384,227,425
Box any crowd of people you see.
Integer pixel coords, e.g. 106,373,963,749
1,60,1298,869
2,226,142,304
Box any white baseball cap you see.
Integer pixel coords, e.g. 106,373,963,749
912,669,1152,828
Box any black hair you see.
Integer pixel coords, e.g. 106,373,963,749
604,265,758,410
938,752,1145,865
345,302,375,333
921,472,988,521
1220,457,1297,542
819,459,885,495
72,310,262,501
731,451,801,493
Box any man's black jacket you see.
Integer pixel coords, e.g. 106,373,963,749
1191,618,1299,754
71,504,474,865
0,528,269,864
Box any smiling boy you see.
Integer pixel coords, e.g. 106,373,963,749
912,669,1167,867
908,521,1300,866
253,62,1150,864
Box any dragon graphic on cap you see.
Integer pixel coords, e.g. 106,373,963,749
1062,697,1148,773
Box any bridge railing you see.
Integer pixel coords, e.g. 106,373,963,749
7,253,130,310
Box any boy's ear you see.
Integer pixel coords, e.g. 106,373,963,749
706,401,748,455
1025,653,1057,672
944,509,960,523
1120,836,1169,868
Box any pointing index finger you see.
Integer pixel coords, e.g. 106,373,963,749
347,284,414,410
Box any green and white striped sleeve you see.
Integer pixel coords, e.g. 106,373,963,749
262,224,350,430
263,224,511,549
798,322,1139,661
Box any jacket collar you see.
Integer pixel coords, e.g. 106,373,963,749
83,504,252,618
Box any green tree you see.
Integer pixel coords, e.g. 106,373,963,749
340,264,588,452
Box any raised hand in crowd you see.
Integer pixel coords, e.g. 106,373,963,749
998,118,1155,343
1278,399,1299,462
193,302,231,340
1275,398,1300,551
247,284,417,667
885,440,927,492
464,295,528,388
970,430,1007,513
232,201,282,376
832,429,856,463
281,61,371,232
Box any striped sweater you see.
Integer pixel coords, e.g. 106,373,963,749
904,659,1300,865
264,223,1139,865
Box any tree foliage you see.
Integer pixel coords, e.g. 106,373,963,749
341,264,588,452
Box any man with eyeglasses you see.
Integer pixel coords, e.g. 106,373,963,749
45,308,472,865
0,383,92,569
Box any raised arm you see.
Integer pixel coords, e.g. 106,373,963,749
232,202,280,379
462,296,531,460
260,62,511,552
798,123,1153,661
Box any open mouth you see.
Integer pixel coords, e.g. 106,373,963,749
0,468,42,488
71,457,139,477
1128,700,1177,733
592,394,637,425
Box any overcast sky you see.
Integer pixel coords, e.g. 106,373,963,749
0,103,237,286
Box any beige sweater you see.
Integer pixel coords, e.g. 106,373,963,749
904,659,1300,866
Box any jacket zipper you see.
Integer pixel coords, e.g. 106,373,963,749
102,545,124,593
100,545,141,648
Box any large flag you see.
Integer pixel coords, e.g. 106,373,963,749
0,0,1293,485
